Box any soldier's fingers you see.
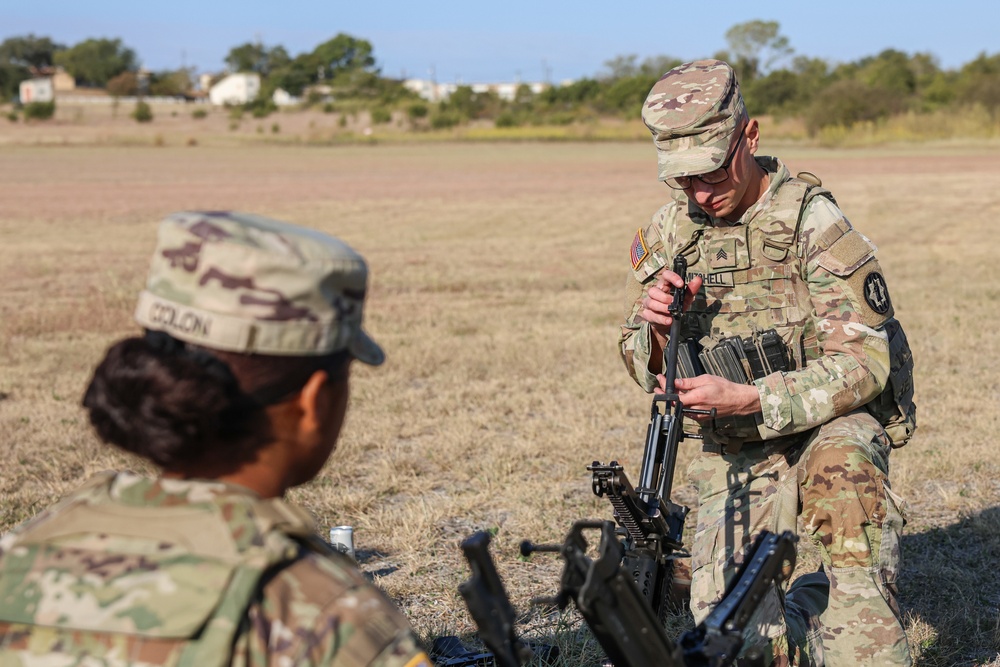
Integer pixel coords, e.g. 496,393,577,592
646,284,675,305
675,375,711,389
656,270,683,289
640,308,673,328
642,295,675,317
685,275,703,302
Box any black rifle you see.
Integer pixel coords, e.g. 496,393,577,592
589,255,714,620
459,523,797,667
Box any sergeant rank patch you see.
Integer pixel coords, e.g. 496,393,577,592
864,272,891,314
630,228,649,270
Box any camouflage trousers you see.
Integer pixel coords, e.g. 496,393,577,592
687,409,911,666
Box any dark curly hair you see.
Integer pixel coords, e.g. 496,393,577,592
82,332,350,470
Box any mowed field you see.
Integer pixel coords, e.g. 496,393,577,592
1,137,999,665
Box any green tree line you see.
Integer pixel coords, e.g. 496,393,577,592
2,22,999,134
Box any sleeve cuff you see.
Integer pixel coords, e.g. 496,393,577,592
755,373,793,434
633,323,661,393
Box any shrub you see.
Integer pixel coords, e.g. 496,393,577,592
407,102,428,119
323,102,335,113
271,122,280,134
249,99,277,118
132,100,153,123
106,71,139,97
805,80,901,134
495,112,521,128
192,108,207,119
6,111,18,122
543,111,577,126
430,110,462,129
23,101,55,121
370,106,392,124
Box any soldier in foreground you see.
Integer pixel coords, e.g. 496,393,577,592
0,212,431,666
620,61,916,665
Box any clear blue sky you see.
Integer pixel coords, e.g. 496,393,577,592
6,1,998,82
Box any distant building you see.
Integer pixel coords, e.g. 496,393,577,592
209,73,261,105
403,78,547,102
51,67,75,92
198,73,215,92
272,88,299,106
19,78,54,104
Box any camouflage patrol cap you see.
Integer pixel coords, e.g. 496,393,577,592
134,211,384,365
642,59,746,181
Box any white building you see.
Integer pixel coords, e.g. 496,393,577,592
403,79,547,103
19,78,54,104
271,88,300,107
209,73,261,106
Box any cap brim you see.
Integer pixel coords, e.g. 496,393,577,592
348,329,385,366
656,144,727,181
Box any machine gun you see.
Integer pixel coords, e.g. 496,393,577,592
459,523,797,667
589,255,715,620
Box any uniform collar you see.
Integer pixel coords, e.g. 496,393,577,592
108,471,262,507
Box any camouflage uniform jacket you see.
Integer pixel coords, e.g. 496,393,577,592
0,472,430,667
621,157,904,446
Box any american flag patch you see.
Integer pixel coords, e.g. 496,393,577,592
630,228,649,270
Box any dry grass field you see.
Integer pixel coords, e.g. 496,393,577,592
1,131,999,665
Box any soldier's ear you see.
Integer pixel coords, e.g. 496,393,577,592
745,119,761,154
294,370,330,437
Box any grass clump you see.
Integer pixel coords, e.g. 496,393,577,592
23,101,55,121
132,100,153,123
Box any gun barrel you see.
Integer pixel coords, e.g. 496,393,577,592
520,540,561,557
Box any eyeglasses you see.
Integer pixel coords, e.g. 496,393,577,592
664,128,746,190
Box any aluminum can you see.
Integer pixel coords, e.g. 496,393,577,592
328,525,356,560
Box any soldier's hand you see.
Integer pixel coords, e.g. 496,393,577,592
660,374,760,418
639,270,703,345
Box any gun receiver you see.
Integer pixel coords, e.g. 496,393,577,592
522,520,685,666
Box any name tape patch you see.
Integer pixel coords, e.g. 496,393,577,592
688,270,735,287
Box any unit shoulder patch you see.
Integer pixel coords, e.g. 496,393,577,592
863,272,892,314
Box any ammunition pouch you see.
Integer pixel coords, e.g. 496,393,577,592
676,329,791,385
674,329,791,443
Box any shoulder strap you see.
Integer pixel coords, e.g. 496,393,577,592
753,177,835,262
